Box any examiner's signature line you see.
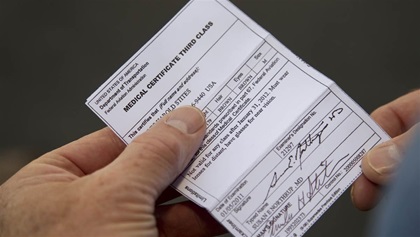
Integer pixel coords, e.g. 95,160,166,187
263,121,328,202
295,121,328,165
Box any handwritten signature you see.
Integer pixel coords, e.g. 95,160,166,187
329,107,343,121
263,121,329,202
262,107,344,204
295,121,328,164
266,205,293,237
298,154,349,210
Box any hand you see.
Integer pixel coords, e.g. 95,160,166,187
0,106,226,237
351,89,420,211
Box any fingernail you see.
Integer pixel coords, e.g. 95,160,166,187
165,106,205,134
367,141,402,175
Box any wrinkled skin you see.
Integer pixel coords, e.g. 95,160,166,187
0,106,226,237
351,89,420,211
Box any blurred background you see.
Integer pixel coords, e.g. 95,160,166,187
0,0,419,236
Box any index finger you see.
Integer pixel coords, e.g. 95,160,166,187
371,89,420,137
43,127,126,176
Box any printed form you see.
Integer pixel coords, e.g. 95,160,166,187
86,1,389,236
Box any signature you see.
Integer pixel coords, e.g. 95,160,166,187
266,205,294,237
298,154,349,210
295,121,328,164
263,156,292,202
263,122,328,202
329,107,343,121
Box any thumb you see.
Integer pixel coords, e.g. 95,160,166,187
362,124,419,185
105,106,206,202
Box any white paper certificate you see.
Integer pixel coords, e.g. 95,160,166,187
86,1,389,236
